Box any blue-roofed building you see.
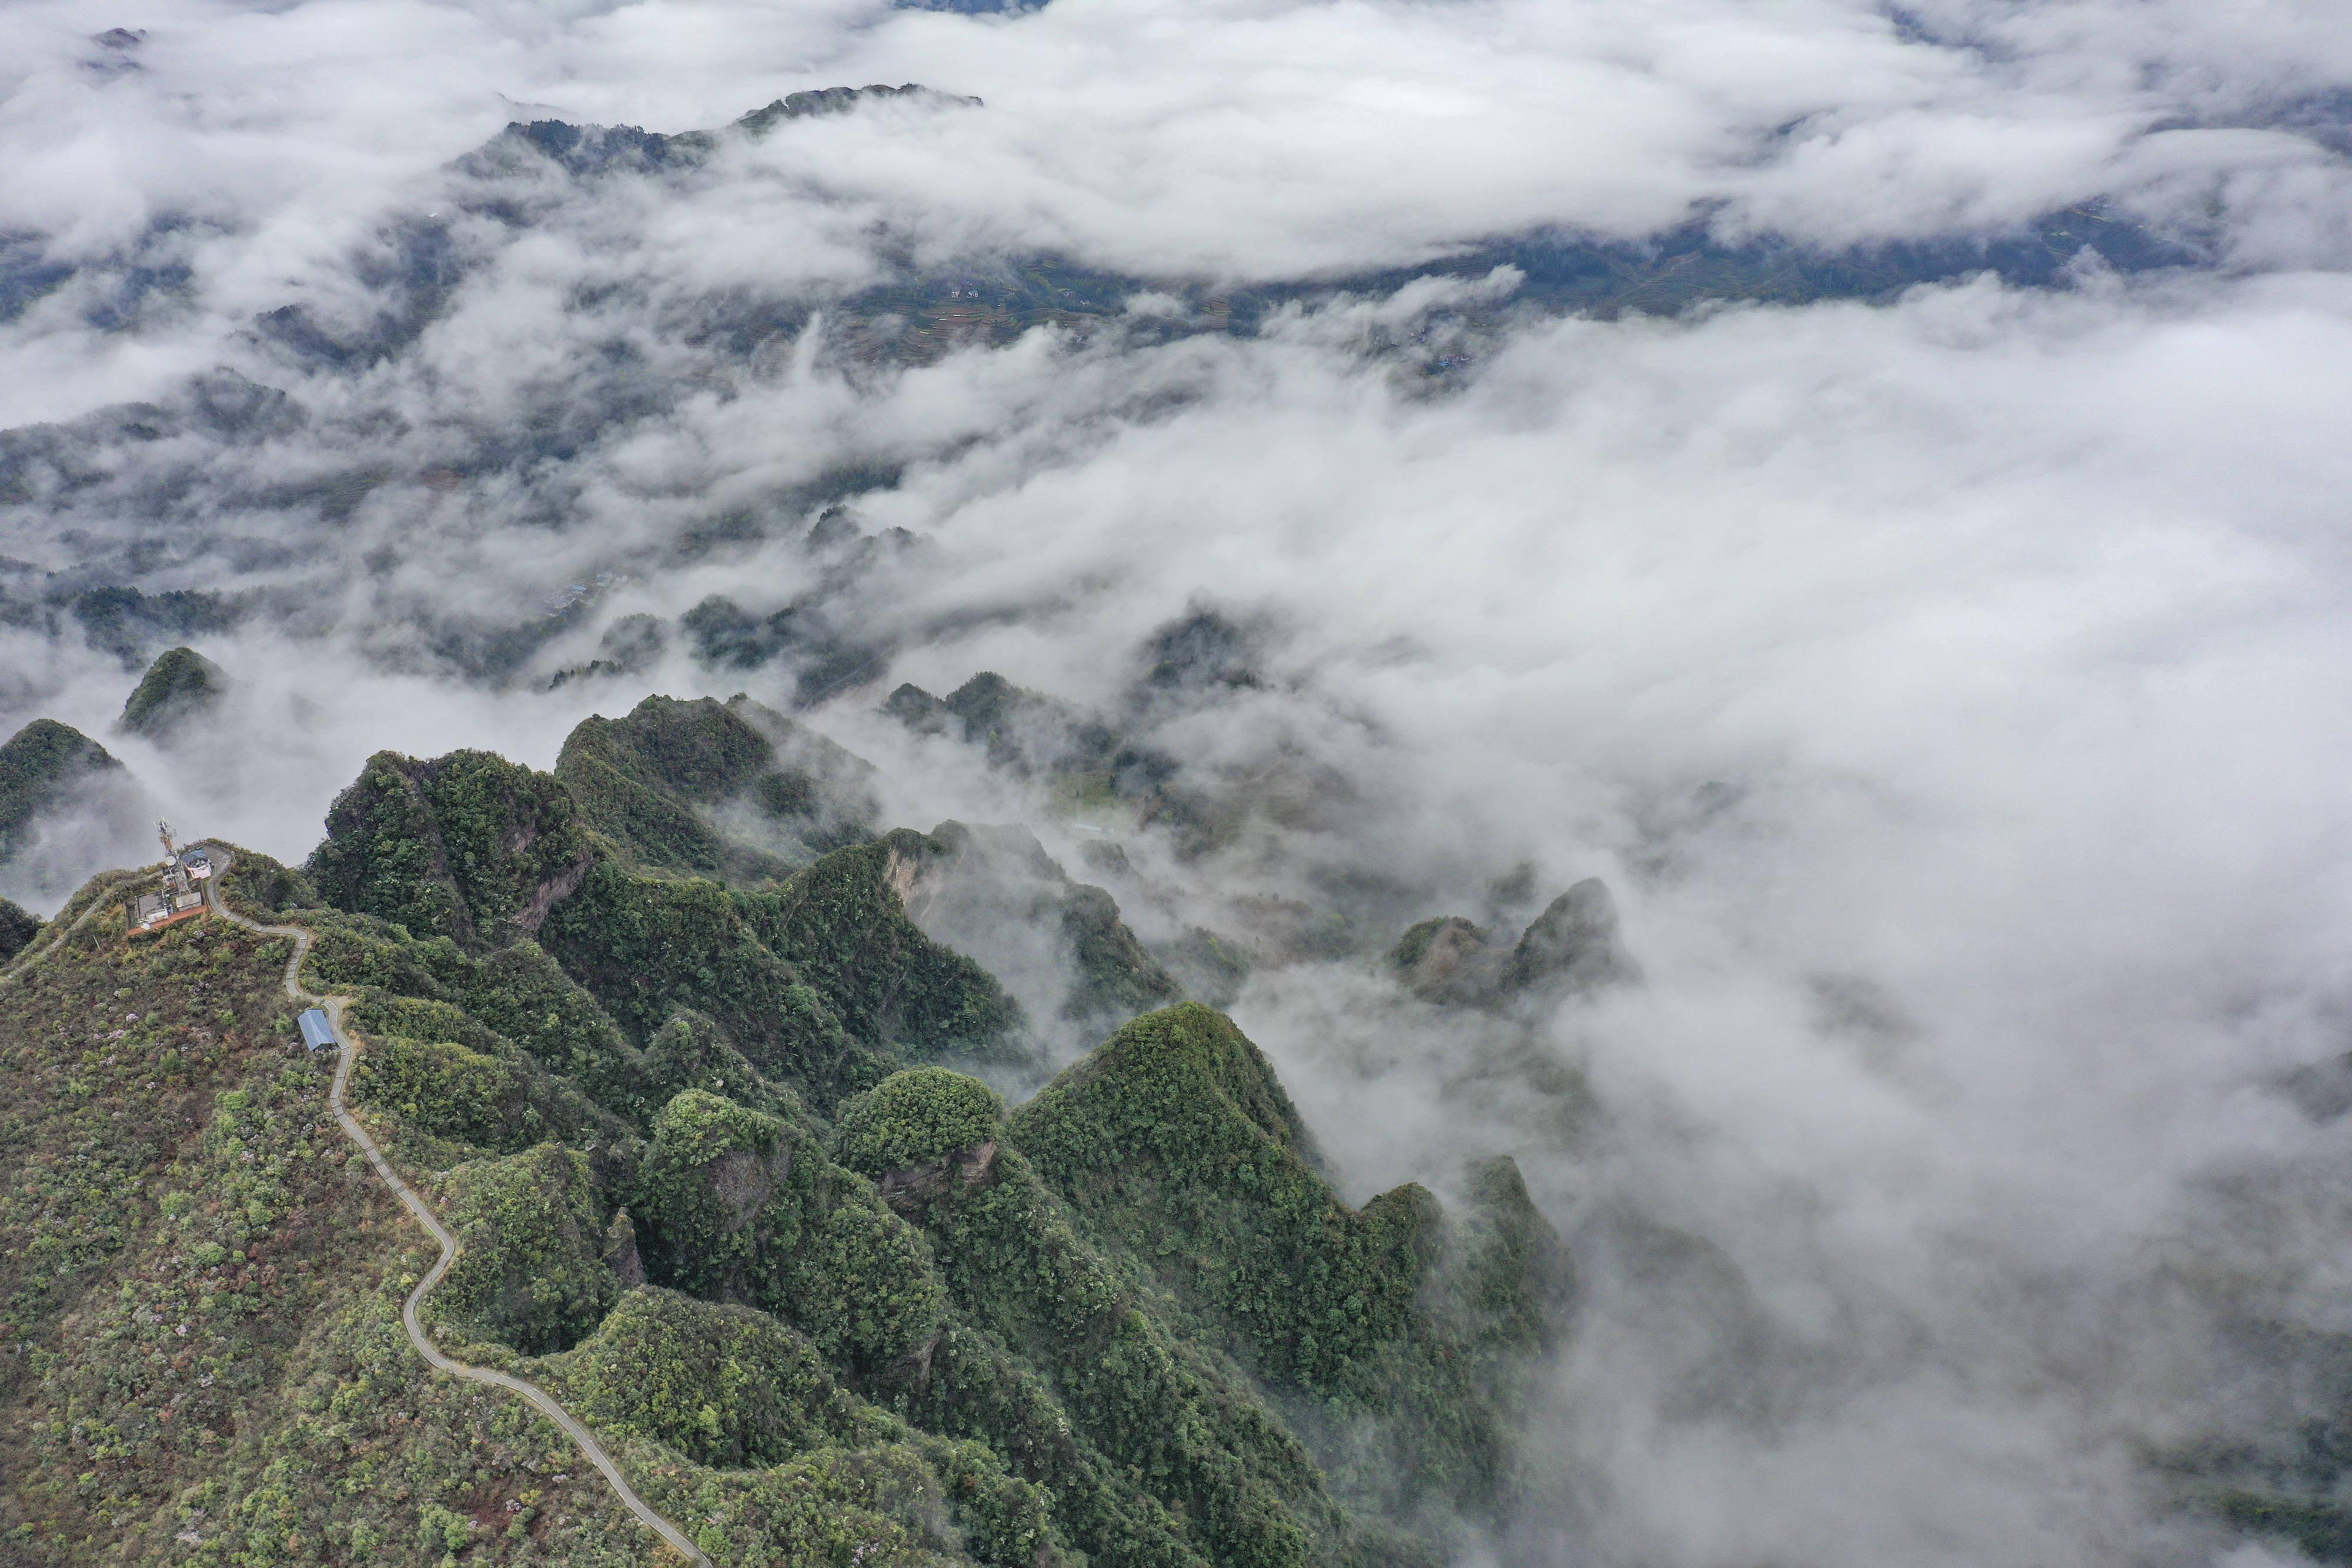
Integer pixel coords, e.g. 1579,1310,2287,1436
298,1008,339,1052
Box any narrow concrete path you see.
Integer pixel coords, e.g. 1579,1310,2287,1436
203,854,713,1568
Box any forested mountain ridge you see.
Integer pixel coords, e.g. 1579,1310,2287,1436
0,693,1577,1567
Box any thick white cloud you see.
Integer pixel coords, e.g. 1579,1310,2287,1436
4,0,2348,409
1,0,2343,430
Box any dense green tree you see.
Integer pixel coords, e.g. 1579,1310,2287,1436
834,1068,1003,1177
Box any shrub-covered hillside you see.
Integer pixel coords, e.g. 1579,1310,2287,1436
0,862,668,1566
0,698,1578,1567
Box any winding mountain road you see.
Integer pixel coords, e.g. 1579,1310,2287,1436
203,852,713,1568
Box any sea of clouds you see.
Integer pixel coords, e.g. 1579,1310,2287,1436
6,0,2352,1562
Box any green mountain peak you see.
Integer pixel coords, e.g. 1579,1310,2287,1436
117,646,227,740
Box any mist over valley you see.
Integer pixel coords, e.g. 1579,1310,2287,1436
5,2,2352,1564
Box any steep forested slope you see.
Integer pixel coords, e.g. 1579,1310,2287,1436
554,694,877,883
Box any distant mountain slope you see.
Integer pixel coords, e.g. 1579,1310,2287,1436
0,76,2213,710
117,646,227,740
554,693,877,882
884,819,1181,1046
1387,878,1641,1008
0,721,124,862
0,720,159,910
